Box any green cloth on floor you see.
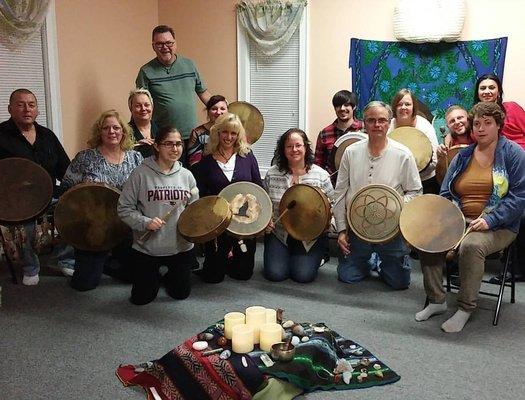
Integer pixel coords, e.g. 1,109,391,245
253,377,303,400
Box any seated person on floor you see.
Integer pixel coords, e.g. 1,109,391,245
263,128,335,283
333,101,422,290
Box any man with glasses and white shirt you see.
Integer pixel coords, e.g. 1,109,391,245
333,101,422,289
136,25,211,145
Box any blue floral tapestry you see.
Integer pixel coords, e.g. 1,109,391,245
349,37,507,121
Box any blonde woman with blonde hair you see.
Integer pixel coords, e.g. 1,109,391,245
62,109,143,292
193,112,263,283
128,88,158,157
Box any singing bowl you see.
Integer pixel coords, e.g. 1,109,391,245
270,342,296,362
399,194,465,253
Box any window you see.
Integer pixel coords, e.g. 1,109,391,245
237,9,307,174
0,3,62,139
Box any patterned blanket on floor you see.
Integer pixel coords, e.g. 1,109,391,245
116,322,400,399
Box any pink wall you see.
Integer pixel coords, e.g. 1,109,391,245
55,0,158,155
54,0,525,153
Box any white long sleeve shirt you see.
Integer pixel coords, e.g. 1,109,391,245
333,138,422,232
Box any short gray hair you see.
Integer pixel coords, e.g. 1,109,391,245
363,100,393,119
128,87,154,110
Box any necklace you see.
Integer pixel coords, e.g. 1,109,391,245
217,149,234,163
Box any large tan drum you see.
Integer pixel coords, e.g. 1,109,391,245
0,158,53,224
389,127,433,172
435,144,468,184
399,194,465,253
329,131,367,172
219,182,272,239
279,184,331,242
177,196,232,243
347,184,403,243
228,101,264,144
54,182,130,251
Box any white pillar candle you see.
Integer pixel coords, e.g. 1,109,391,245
245,306,267,344
231,324,254,354
265,308,277,324
259,323,283,352
224,312,245,340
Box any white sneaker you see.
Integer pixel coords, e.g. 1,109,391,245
22,275,39,286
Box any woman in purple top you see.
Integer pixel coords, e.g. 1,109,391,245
193,112,263,283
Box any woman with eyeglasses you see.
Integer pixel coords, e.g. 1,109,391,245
388,88,440,194
187,94,228,167
193,112,263,283
61,110,143,291
263,129,334,283
118,126,199,305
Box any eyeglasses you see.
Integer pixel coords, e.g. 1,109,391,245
102,125,122,132
159,141,183,149
285,144,304,150
153,41,175,49
364,118,390,125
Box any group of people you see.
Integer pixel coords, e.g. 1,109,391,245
1,23,525,334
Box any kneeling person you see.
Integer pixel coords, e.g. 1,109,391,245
333,101,422,289
118,127,199,305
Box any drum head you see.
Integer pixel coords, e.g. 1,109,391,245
389,127,432,172
228,101,264,144
54,182,130,251
435,144,468,184
219,182,272,239
279,184,331,242
0,158,53,224
331,132,367,171
400,194,465,253
347,184,403,244
177,196,232,243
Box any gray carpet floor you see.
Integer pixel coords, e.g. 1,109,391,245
1,244,524,400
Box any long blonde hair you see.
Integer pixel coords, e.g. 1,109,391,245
205,112,250,156
87,109,135,151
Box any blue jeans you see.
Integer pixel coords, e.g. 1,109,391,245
21,221,40,277
337,232,411,289
263,233,323,283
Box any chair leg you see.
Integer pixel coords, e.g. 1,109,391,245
493,243,513,326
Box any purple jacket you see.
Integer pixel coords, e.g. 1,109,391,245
194,151,263,196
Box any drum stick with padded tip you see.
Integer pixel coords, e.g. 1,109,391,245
273,200,297,225
449,211,486,254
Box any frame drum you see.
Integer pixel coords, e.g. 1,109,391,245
219,182,272,239
0,158,53,224
54,182,130,251
279,184,331,242
228,101,264,144
399,194,465,253
347,184,403,244
389,127,433,172
435,144,468,184
329,131,367,172
177,196,232,243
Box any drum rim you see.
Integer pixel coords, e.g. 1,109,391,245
219,182,272,239
54,182,129,251
346,183,403,244
333,131,367,148
399,193,466,253
0,157,54,224
177,195,232,243
279,183,331,242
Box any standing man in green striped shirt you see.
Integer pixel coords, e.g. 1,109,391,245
136,25,211,146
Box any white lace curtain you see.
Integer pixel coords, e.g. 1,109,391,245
0,0,50,50
236,0,307,56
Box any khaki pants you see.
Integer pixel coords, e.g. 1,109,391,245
419,229,516,312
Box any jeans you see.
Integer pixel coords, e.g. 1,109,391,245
70,248,108,291
21,221,40,277
337,232,411,289
263,234,324,283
